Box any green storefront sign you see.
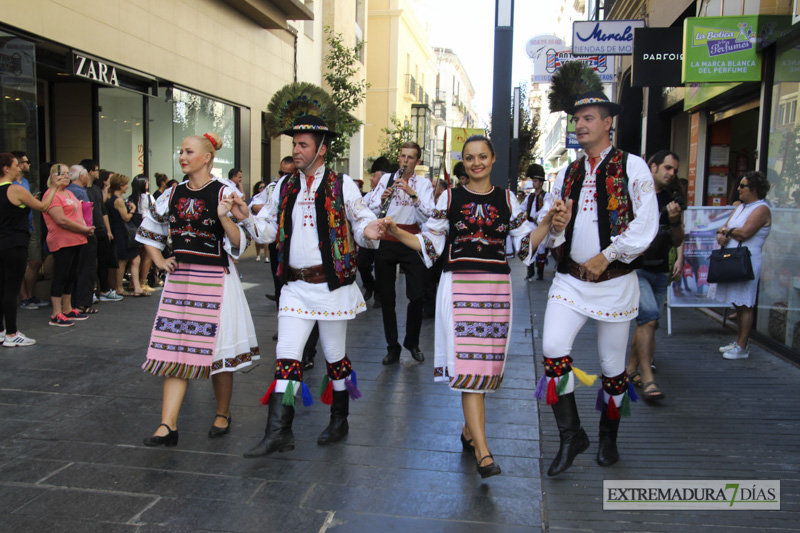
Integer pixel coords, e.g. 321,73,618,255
683,16,761,83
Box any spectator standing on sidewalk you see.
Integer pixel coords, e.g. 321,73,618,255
69,164,100,315
713,170,771,360
0,153,56,345
520,164,550,281
130,175,156,293
11,151,47,311
535,84,658,476
383,135,568,479
626,150,684,401
137,131,258,447
106,174,147,297
91,169,122,302
246,113,382,457
43,164,94,327
152,172,169,200
368,142,434,364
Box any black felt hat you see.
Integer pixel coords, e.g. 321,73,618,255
526,164,545,179
280,115,339,137
566,90,623,117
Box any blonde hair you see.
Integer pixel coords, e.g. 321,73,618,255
48,163,68,188
109,173,131,193
188,132,223,170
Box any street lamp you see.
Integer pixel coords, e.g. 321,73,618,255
510,86,520,193
411,103,429,163
491,0,514,188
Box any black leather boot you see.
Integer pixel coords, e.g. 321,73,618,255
317,390,349,445
243,393,295,458
596,405,620,467
547,392,590,476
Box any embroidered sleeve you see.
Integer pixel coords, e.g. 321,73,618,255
366,174,389,215
343,176,379,249
540,170,567,249
601,155,659,264
413,177,435,226
416,190,450,268
251,178,283,244
136,186,172,250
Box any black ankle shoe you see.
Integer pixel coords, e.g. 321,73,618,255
477,455,502,478
460,432,474,453
144,423,179,447
208,414,231,438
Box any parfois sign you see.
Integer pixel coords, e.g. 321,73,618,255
683,16,761,82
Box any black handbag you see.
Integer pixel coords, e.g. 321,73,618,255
125,219,139,248
707,242,754,283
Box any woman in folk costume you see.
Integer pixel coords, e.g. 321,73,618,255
137,132,258,447
384,135,569,478
243,84,384,458
534,63,658,476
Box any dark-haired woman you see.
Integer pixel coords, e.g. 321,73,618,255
385,135,568,478
0,154,57,345
130,175,156,292
713,170,771,360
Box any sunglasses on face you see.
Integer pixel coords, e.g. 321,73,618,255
738,183,753,189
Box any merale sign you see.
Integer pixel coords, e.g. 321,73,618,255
73,53,119,86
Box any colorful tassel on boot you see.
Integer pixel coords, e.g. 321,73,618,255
572,366,597,387
318,375,330,397
301,382,314,406
620,393,632,417
546,378,558,405
350,370,358,388
606,396,620,419
555,373,570,395
344,377,362,400
259,380,277,406
282,381,296,407
321,379,334,405
533,374,547,400
595,387,605,412
627,382,638,403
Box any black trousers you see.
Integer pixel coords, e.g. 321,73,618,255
357,247,376,293
74,235,98,308
51,245,82,298
375,240,425,352
96,238,113,293
0,246,28,333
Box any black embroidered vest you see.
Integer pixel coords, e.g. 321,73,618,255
168,180,228,266
444,186,512,274
556,149,642,273
276,169,358,291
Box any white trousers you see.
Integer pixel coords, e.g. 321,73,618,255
542,301,630,404
275,317,348,393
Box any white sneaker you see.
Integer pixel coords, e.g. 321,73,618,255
3,332,36,347
99,290,124,302
255,255,261,262
93,294,99,304
719,341,738,353
723,344,749,359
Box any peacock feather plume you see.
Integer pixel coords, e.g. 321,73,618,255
264,82,340,138
548,62,603,114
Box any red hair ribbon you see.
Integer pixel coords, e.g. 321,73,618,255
203,133,218,150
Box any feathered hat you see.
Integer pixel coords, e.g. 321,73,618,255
263,82,340,138
548,61,622,116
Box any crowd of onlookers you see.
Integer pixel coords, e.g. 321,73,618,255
0,151,185,346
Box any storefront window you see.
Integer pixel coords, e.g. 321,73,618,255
98,87,144,178
0,33,40,189
757,39,800,354
172,88,236,180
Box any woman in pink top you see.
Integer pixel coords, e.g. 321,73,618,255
42,164,95,327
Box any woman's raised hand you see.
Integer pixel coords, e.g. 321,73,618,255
229,194,250,220
218,195,234,217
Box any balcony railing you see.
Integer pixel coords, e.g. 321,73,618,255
404,74,416,99
435,89,447,102
433,102,446,121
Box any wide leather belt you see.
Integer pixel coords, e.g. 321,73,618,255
288,264,327,284
382,223,420,243
567,259,633,283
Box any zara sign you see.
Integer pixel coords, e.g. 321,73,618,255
572,19,646,55
72,52,119,86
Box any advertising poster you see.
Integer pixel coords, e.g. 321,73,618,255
531,44,615,83
450,127,487,169
669,207,734,307
683,16,761,83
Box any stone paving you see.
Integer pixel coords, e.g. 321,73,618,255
0,258,798,532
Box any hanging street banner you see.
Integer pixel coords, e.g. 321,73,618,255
632,27,684,87
682,16,761,82
572,20,645,55
532,44,615,83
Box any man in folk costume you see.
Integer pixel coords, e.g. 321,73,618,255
520,163,550,281
534,62,659,476
368,142,435,364
244,91,384,457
